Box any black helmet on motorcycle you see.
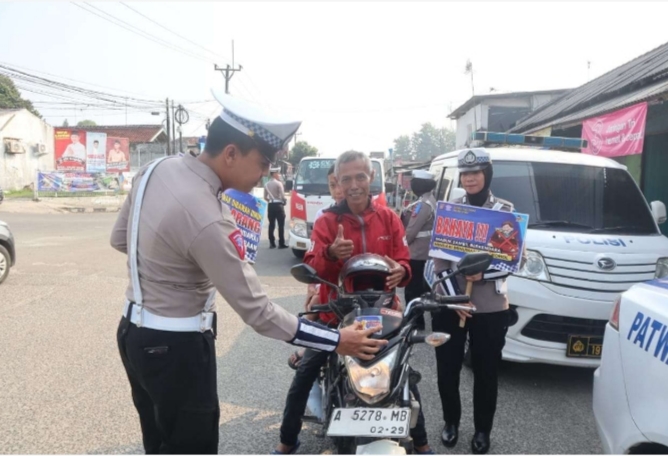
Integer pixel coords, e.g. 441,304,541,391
339,254,395,307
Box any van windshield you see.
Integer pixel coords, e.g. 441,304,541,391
295,159,383,196
490,161,658,235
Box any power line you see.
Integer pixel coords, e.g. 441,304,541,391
71,2,215,65
71,2,264,104
0,60,155,99
119,2,231,64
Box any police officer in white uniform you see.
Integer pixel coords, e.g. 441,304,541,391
402,169,437,330
111,90,386,454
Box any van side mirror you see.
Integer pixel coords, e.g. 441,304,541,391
448,187,466,202
651,201,667,225
285,179,293,192
457,253,492,276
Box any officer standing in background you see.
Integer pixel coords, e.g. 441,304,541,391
265,166,288,249
402,169,437,330
431,149,525,455
110,90,386,454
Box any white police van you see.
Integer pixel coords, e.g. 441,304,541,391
593,278,668,454
430,132,668,367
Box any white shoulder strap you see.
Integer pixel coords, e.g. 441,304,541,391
130,156,173,306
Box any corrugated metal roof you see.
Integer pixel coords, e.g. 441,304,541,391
520,79,668,133
510,40,668,133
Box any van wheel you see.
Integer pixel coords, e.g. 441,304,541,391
0,245,10,284
463,334,472,368
292,249,305,259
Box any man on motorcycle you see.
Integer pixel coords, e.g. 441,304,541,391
274,151,435,455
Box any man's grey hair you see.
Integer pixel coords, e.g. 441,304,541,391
335,150,372,177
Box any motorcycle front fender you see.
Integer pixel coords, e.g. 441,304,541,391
355,439,406,455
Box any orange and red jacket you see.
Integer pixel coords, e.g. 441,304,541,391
304,198,412,325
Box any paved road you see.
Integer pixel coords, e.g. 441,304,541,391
0,212,602,454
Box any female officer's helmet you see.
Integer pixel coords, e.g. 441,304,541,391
457,148,492,172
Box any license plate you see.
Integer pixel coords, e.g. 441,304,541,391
296,242,307,249
327,408,411,438
566,335,603,358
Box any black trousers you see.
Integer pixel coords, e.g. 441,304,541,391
279,348,429,448
268,203,286,247
405,259,428,328
431,309,509,434
117,313,219,454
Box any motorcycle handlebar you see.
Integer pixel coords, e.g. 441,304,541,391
309,304,332,313
434,294,470,304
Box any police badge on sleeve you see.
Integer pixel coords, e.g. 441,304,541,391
228,229,246,260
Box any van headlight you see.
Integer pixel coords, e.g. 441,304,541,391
345,346,399,405
515,250,551,282
290,218,307,237
656,258,668,279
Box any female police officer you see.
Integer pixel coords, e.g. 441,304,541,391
111,91,386,454
431,148,525,454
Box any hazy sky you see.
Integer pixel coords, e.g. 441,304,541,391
1,1,667,157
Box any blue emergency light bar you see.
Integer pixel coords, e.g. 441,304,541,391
471,131,587,150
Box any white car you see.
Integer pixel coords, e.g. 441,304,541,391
430,133,668,368
593,278,668,454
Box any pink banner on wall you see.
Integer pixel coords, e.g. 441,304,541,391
582,102,648,157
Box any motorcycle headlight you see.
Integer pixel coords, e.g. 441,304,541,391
345,346,399,405
290,218,307,237
656,258,668,279
515,250,551,282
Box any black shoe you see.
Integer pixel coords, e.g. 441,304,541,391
270,244,276,249
471,431,490,454
441,423,458,448
278,244,289,249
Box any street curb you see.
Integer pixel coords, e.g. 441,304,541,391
62,207,121,213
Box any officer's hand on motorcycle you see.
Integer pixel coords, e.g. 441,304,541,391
328,225,354,260
384,256,406,289
465,273,483,282
336,322,388,360
455,303,475,320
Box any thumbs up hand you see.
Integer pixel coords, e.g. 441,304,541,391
328,224,355,261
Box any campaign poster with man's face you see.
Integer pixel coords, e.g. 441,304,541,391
85,132,107,173
55,129,87,172
106,137,130,173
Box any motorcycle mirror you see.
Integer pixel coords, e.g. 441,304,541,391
290,263,321,284
456,252,492,276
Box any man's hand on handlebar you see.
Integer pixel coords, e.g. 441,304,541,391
465,273,483,282
337,321,388,361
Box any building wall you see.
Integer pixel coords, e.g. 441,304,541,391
0,110,54,190
455,104,487,148
454,93,567,148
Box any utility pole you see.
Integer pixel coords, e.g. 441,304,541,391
171,100,176,155
214,40,243,94
165,98,172,156
465,59,477,133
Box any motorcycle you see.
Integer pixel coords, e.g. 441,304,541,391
290,251,492,455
